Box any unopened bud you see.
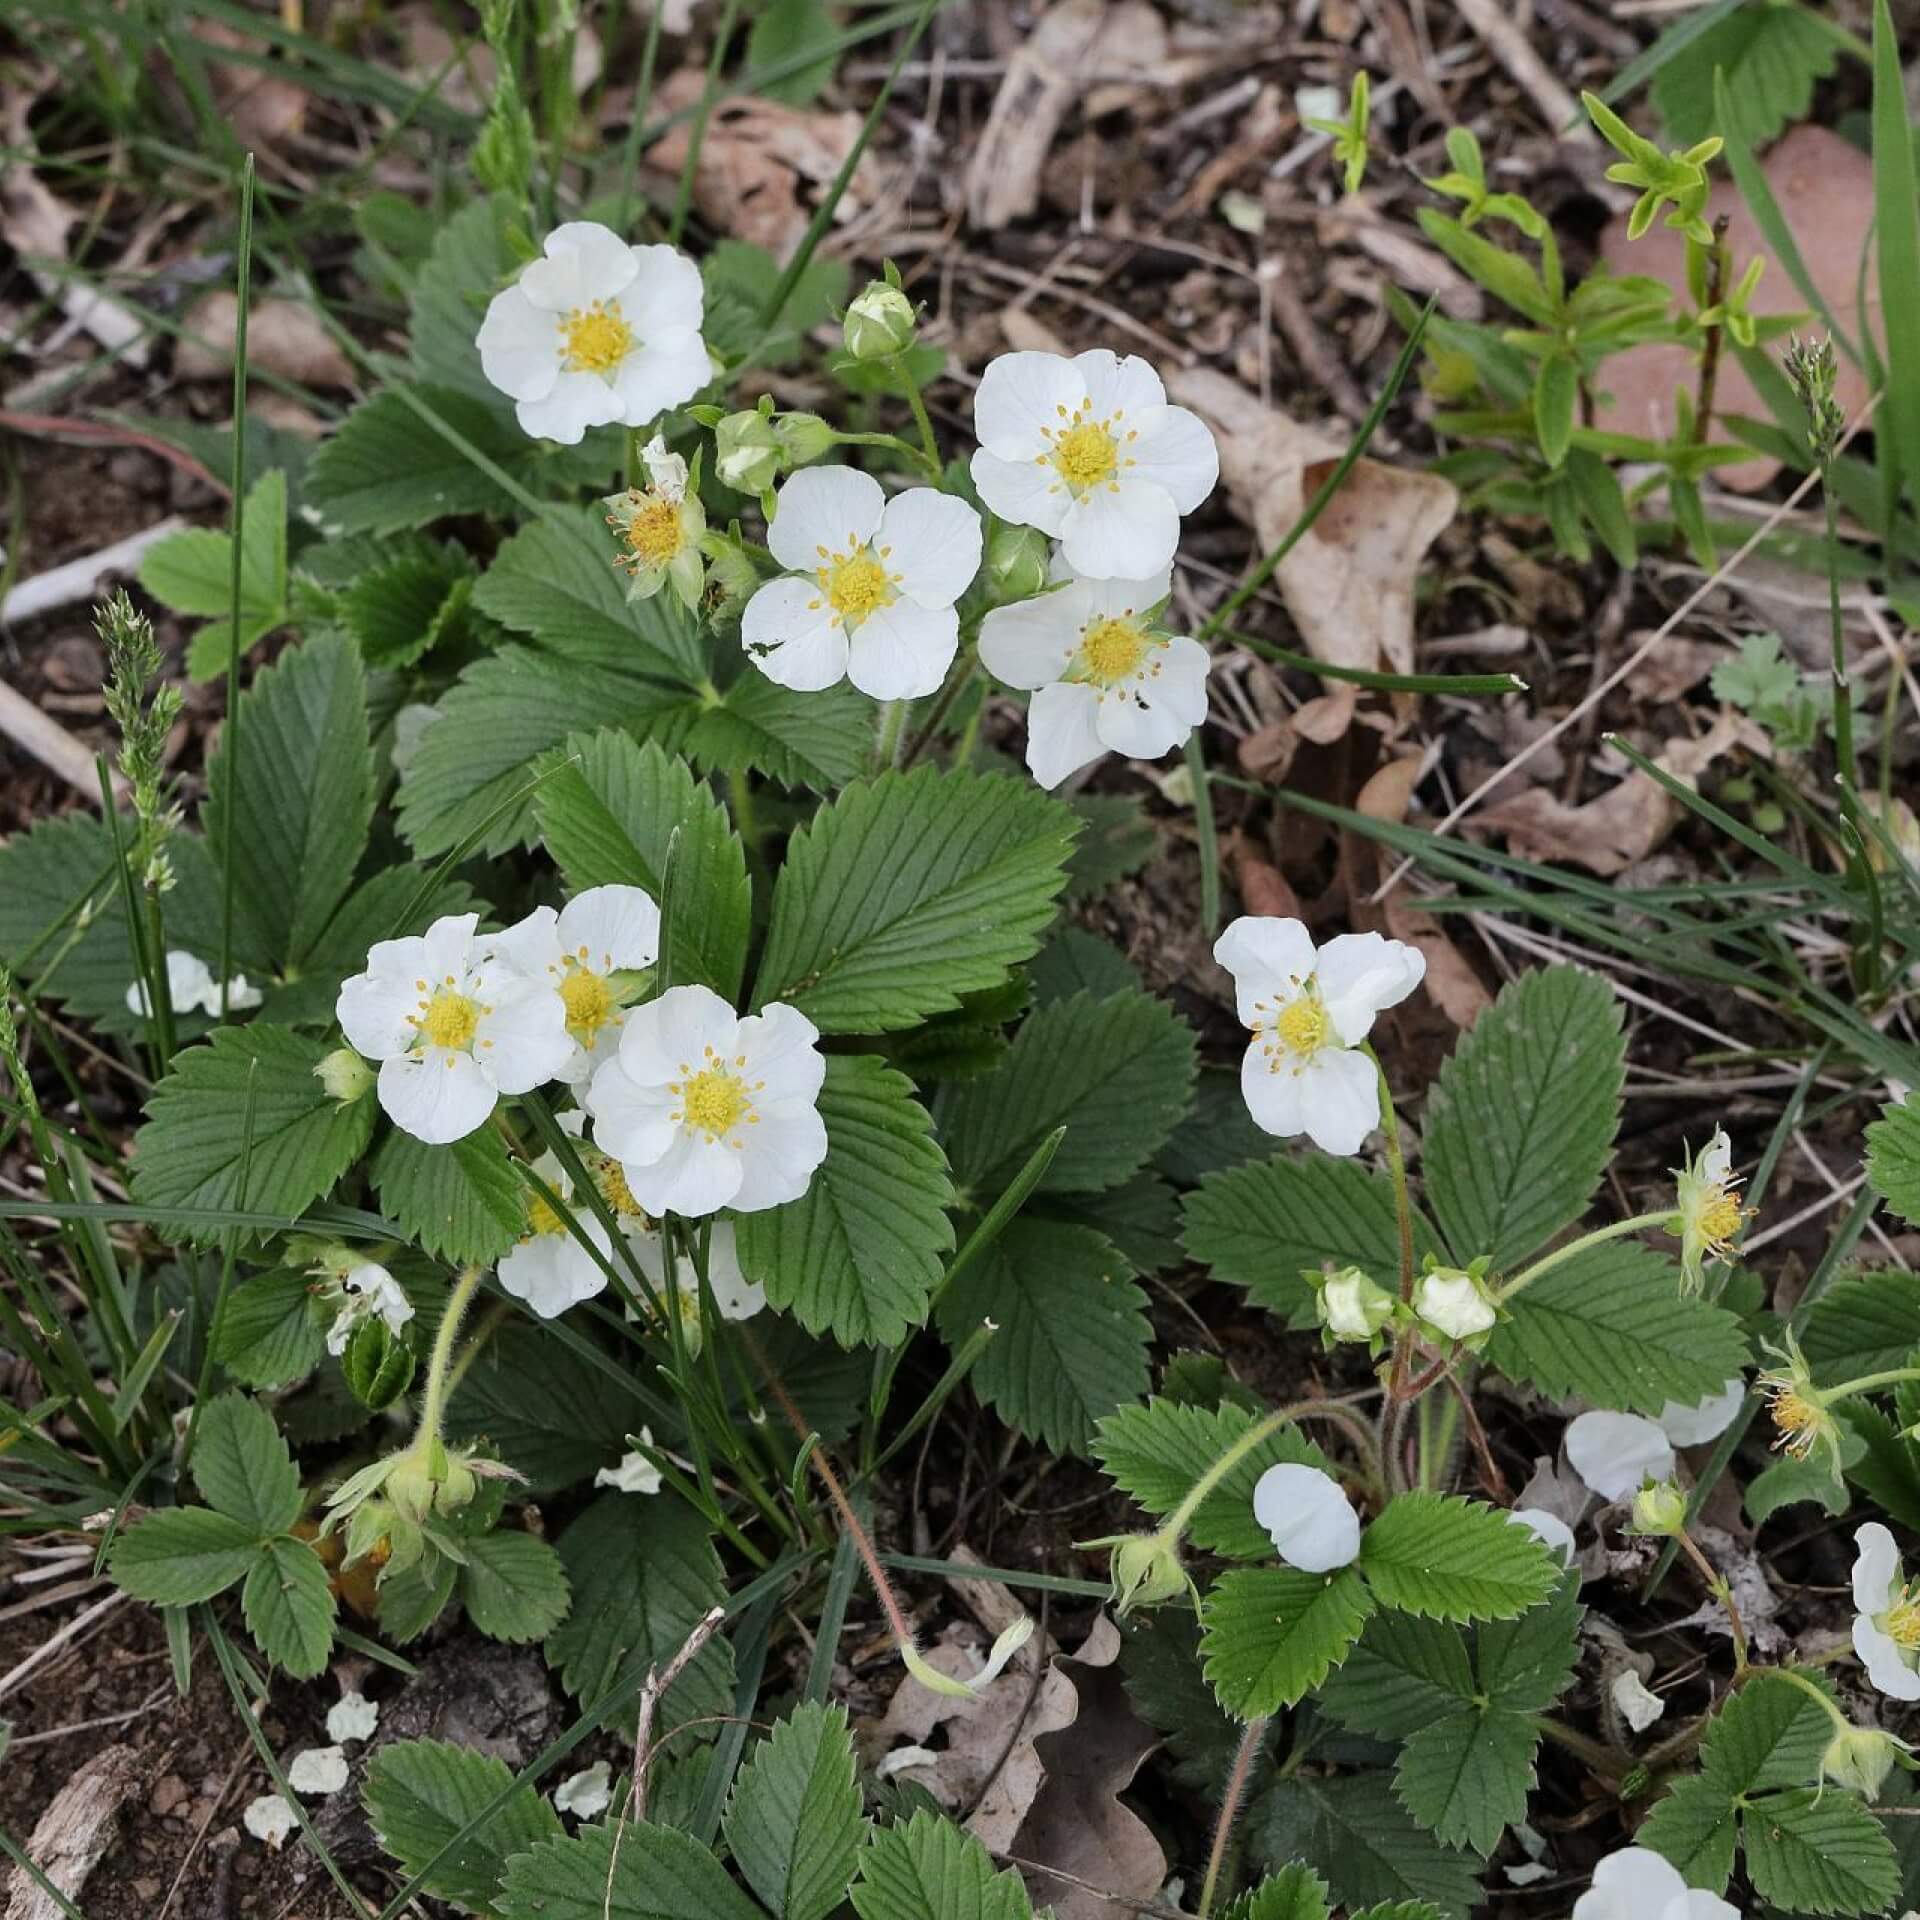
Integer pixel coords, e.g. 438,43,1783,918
315,1048,373,1106
1822,1723,1908,1797
985,521,1051,602
843,282,917,361
714,409,784,493
1316,1265,1397,1345
1629,1479,1688,1537
342,1318,415,1412
1081,1528,1191,1615
771,411,835,467
1412,1261,1497,1346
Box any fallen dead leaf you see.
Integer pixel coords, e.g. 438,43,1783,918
999,308,1074,358
1227,836,1303,919
646,69,881,261
175,292,356,389
196,21,309,149
1598,125,1876,492
1169,367,1457,741
964,0,1109,231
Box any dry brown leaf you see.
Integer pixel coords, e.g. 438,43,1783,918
1227,837,1302,919
1168,367,1457,740
195,20,309,148
999,308,1074,358
1598,126,1876,492
646,69,880,261
1081,0,1171,117
964,0,1109,231
175,292,355,389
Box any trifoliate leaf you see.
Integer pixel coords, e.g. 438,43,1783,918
458,1529,571,1644
735,1055,954,1348
1711,632,1800,712
848,1809,1033,1920
1866,1098,1920,1227
109,1507,262,1606
684,673,871,792
1422,965,1624,1270
1741,1788,1901,1916
1699,1669,1834,1795
1091,1398,1330,1560
1396,1708,1538,1855
1202,1566,1376,1717
941,988,1196,1200
936,1218,1150,1455
1358,1493,1558,1622
214,1270,324,1388
1183,1153,1444,1328
1319,1612,1477,1736
1639,1773,1740,1891
362,1737,563,1913
723,1703,867,1920
1474,1572,1583,1710
1486,1240,1750,1414
191,1390,302,1534
496,1820,767,1920
373,1127,527,1267
204,630,373,973
241,1537,335,1678
534,729,750,1000
131,1025,376,1241
753,767,1077,1035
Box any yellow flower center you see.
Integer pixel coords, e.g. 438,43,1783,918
559,967,615,1044
620,496,683,570
526,1190,565,1237
681,1066,750,1139
561,300,634,375
818,548,894,626
1052,420,1117,490
1885,1594,1920,1651
1767,1387,1824,1456
416,986,479,1052
596,1156,646,1222
1698,1190,1744,1248
1077,617,1148,687
1274,995,1329,1058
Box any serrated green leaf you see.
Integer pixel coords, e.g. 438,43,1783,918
378,1555,459,1645
473,506,705,686
1182,1154,1444,1328
204,631,372,971
1028,926,1140,1007
1119,1612,1247,1794
459,1529,571,1644
1318,1612,1477,1737
1742,1787,1901,1916
1223,1864,1331,1920
242,1536,335,1677
1395,1706,1537,1855
1867,1099,1920,1227
1052,1174,1184,1275
686,673,871,791
109,1506,262,1605
1202,1566,1376,1717
1423,966,1624,1269
131,1025,375,1241
701,241,848,367
723,1703,866,1920
214,1269,325,1388
1800,1268,1920,1388
1700,1670,1834,1795
736,1055,954,1348
849,1810,1033,1920
363,1736,564,1913
140,470,289,680
1639,1773,1740,1891
941,989,1195,1200
191,1391,302,1534
1486,1240,1750,1414
936,1218,1150,1454
1474,1572,1582,1709
407,197,511,400
1092,1398,1330,1560
1650,2,1848,149
754,767,1077,1035
1250,1771,1483,1919
546,1494,733,1738
1838,1400,1920,1532
1358,1494,1557,1622
1063,792,1156,900
397,647,698,859
497,1819,765,1920
342,537,476,670
373,1127,527,1266
534,729,749,999
746,0,839,103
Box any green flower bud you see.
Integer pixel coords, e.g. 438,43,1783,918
1315,1265,1397,1345
386,1456,437,1526
1412,1259,1497,1348
843,282,917,361
1081,1529,1192,1615
714,409,785,493
314,1048,374,1106
1821,1723,1908,1797
984,521,1051,602
1629,1479,1688,1537
439,1457,478,1513
342,1317,415,1412
771,410,836,467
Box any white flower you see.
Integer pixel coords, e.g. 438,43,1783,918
629,1219,766,1330
976,558,1209,789
968,348,1217,580
126,949,261,1018
1566,1411,1675,1503
742,466,982,700
485,886,661,1085
336,912,571,1145
1852,1522,1920,1701
326,1692,379,1744
603,438,706,611
497,1119,614,1320
586,983,828,1219
1212,917,1425,1156
475,222,709,444
1612,1670,1667,1733
1252,1462,1361,1573
286,1746,349,1797
243,1793,297,1849
1571,1846,1740,1920
554,1762,613,1818
323,1260,415,1358
595,1436,664,1496
1657,1377,1746,1447
1412,1266,1497,1343
1509,1507,1577,1564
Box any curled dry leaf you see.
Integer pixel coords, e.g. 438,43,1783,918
175,292,356,390
1168,367,1457,742
964,0,1109,231
646,69,881,261
1598,125,1876,492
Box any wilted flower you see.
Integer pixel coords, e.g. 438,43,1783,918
1757,1331,1844,1477
1252,1462,1361,1573
317,1256,414,1358
1082,1526,1194,1614
901,1617,1035,1698
476,222,709,444
1667,1129,1748,1292
314,1047,374,1106
1821,1721,1910,1796
1852,1522,1920,1701
603,438,706,611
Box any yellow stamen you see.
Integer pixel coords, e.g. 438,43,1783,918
1078,616,1147,687
1886,1594,1920,1650
1274,996,1329,1058
559,968,615,1044
682,1066,750,1139
596,1157,646,1222
561,300,633,375
620,496,683,570
416,988,479,1052
1698,1190,1744,1249
821,550,893,626
526,1190,565,1237
1767,1386,1824,1457
1051,418,1118,490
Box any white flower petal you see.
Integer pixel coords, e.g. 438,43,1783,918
1414,1270,1497,1340
484,904,564,982
516,371,624,445
1075,566,1173,617
738,1001,828,1107
627,1128,745,1219
518,221,640,312
743,577,851,692
498,1222,611,1318
1509,1508,1577,1564
767,465,887,573
617,984,740,1087
973,350,1087,457
287,1746,349,1797
623,244,705,336
1611,1670,1667,1732
1092,664,1197,762
1670,1893,1742,1920
243,1794,297,1849
556,884,661,975
222,974,263,1011
1854,1615,1920,1700
1024,681,1106,789
1128,404,1219,512
1252,1462,1361,1571
611,332,710,426
729,1108,829,1211
586,1064,680,1170
1854,1521,1903,1614
977,592,1085,691
1239,1034,1313,1141
596,1439,664,1496
1565,1410,1675,1503
377,1050,496,1144
846,599,958,700
968,448,1072,536
1212,916,1318,1028
1293,1046,1381,1156
1058,475,1179,581
1658,1377,1746,1447
336,971,423,1059
326,1692,380,1744
703,1225,765,1321
127,950,217,1018
1073,348,1166,421
877,488,983,608
1312,932,1427,1045
475,284,561,401
1572,1847,1690,1920
473,979,572,1094
553,1760,613,1817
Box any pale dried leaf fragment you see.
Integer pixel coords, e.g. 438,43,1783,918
964,0,1109,231
4,1743,142,1920
175,293,355,389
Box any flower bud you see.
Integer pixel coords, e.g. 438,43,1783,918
1082,1529,1191,1615
342,1318,415,1412
1412,1262,1496,1346
714,410,785,493
843,281,917,361
1629,1478,1688,1537
439,1457,478,1513
1821,1723,1908,1797
385,1457,437,1526
315,1048,374,1106
984,521,1051,602
771,411,836,467
1315,1265,1397,1345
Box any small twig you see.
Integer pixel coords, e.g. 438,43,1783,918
1691,217,1731,445
1447,0,1593,141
